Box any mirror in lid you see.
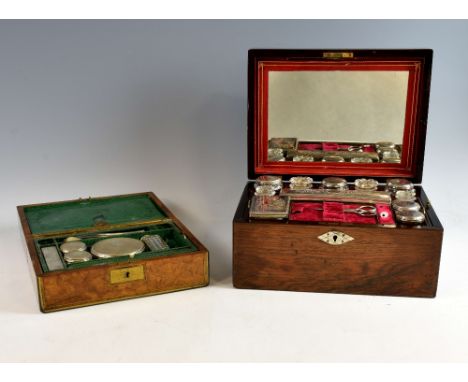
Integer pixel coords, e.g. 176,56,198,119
250,49,431,181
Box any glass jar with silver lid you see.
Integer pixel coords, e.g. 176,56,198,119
321,177,348,191
386,178,415,195
396,210,425,224
392,200,422,213
354,178,379,192
255,175,282,191
290,176,313,191
255,184,277,196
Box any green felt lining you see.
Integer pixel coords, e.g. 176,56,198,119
25,194,167,235
35,223,197,272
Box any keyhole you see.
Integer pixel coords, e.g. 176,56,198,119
333,234,338,242
125,271,130,278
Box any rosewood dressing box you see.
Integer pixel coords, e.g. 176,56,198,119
233,49,443,297
18,192,209,312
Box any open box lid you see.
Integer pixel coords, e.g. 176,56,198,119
248,49,433,183
23,193,168,236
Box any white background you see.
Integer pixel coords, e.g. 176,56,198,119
1,20,467,362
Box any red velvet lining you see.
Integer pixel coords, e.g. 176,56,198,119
289,201,395,225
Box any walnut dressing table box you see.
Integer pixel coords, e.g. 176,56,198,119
233,49,443,297
18,192,209,312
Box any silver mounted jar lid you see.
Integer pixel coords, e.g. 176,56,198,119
255,184,277,196
60,241,87,254
386,178,414,192
64,250,92,264
396,210,426,224
268,148,285,161
354,178,379,191
255,175,282,191
395,190,417,202
322,177,348,190
290,176,313,190
91,237,145,259
392,200,422,213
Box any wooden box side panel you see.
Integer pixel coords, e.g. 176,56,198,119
39,251,208,312
233,222,442,297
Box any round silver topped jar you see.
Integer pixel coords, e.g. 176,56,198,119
60,241,87,254
350,157,373,163
64,250,92,264
322,177,348,191
395,190,416,201
354,178,379,191
396,210,425,224
392,200,422,213
255,175,282,191
386,178,414,193
322,155,345,162
290,176,313,190
255,184,276,196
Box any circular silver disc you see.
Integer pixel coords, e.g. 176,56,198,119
60,241,87,254
396,210,425,224
64,250,92,264
91,237,145,259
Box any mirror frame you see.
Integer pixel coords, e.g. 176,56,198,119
248,49,433,182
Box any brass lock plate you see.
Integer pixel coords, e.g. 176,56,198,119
110,265,145,284
318,231,354,245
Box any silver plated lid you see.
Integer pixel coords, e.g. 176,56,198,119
392,200,421,213
396,210,425,224
395,190,416,201
322,177,348,189
64,250,92,264
91,237,145,259
386,178,414,191
60,241,87,254
63,236,82,243
255,184,276,196
354,178,378,191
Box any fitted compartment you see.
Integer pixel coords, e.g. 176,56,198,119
34,223,197,272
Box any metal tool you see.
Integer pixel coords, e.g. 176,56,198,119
292,205,377,217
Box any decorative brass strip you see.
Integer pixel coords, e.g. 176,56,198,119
31,218,173,239
110,265,145,284
323,52,354,59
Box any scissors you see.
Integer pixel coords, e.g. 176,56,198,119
293,205,377,217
